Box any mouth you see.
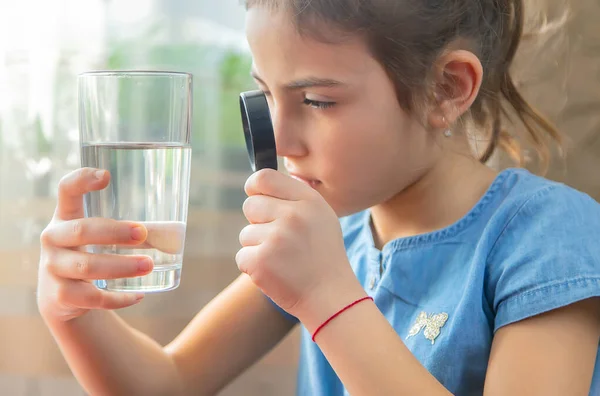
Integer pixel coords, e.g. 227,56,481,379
289,173,321,189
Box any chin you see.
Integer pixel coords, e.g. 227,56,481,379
311,181,383,218
325,198,370,219
327,190,393,219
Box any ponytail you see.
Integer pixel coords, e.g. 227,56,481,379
480,0,564,172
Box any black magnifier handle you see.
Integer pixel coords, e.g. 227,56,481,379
239,90,278,172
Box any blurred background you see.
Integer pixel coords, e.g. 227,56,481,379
0,1,299,395
0,0,598,395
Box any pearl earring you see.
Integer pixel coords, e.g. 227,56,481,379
442,116,452,138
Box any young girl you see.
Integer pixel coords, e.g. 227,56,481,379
37,1,600,395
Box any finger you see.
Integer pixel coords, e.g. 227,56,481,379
137,221,186,254
41,218,147,248
45,248,154,280
245,169,313,200
235,245,260,276
55,168,110,220
242,195,291,224
56,278,145,310
239,223,273,247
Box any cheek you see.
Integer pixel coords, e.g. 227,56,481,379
311,104,434,213
314,111,404,194
320,107,408,175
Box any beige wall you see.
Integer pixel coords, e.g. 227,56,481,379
516,0,600,200
0,1,598,395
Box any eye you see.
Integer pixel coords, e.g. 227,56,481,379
303,98,336,109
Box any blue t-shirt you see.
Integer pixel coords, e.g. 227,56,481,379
272,167,600,395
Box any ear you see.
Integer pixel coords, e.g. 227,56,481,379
428,50,483,130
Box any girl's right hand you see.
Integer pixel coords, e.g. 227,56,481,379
37,168,154,323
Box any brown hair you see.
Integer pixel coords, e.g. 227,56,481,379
245,0,565,172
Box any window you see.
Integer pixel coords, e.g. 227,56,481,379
0,1,298,394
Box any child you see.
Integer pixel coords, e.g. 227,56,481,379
37,1,600,395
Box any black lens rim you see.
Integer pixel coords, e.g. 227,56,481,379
239,90,277,172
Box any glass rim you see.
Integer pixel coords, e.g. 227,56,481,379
78,70,192,78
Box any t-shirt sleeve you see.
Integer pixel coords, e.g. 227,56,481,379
486,184,600,332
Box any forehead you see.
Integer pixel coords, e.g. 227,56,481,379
245,7,377,83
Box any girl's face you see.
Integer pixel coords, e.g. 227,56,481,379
245,7,444,217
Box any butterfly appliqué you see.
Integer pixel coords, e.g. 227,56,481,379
406,311,449,345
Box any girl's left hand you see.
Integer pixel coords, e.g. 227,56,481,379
236,169,365,325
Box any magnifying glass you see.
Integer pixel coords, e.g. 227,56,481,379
239,90,278,172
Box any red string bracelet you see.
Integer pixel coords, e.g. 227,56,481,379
311,296,374,342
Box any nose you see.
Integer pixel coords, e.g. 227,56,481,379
270,102,308,158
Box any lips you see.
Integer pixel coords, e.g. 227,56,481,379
289,173,321,189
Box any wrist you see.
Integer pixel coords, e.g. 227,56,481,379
293,276,368,335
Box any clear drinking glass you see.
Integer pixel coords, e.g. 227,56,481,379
78,71,193,293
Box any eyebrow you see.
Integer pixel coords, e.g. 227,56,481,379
250,71,345,90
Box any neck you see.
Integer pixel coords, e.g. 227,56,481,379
370,153,497,249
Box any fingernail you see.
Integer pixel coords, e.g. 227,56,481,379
131,226,145,241
134,293,145,301
137,257,153,272
94,170,106,180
